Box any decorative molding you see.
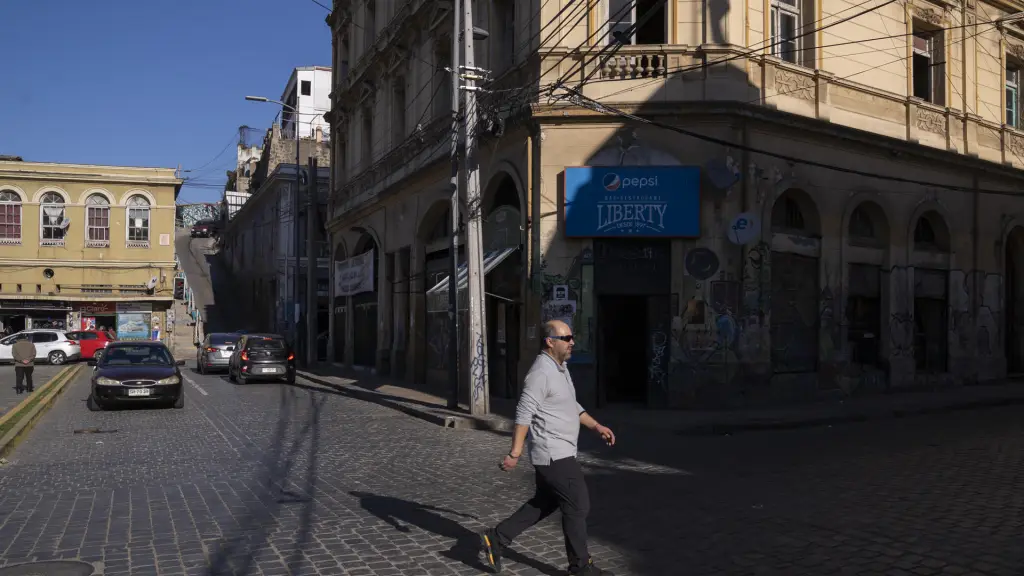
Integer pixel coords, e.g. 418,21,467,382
914,7,944,26
774,69,815,101
1008,133,1024,158
1009,42,1024,62
916,108,946,135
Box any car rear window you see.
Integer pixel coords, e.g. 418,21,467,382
248,338,285,350
211,334,239,346
103,345,173,366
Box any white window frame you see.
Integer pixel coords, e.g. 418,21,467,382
770,0,801,64
126,195,151,248
39,191,67,247
0,190,22,245
85,194,110,248
1008,66,1020,128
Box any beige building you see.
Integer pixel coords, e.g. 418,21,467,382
324,0,1024,409
0,158,182,344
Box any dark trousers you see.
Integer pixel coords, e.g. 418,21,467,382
495,456,591,569
15,366,34,392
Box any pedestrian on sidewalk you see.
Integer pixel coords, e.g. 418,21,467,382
480,319,617,576
12,336,36,394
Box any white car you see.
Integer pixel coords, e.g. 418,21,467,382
0,330,82,365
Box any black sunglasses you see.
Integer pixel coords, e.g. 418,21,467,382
548,334,574,342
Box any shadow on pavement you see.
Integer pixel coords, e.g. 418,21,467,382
349,491,563,576
203,384,325,576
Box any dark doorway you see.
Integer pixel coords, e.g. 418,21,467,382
333,300,346,362
598,295,648,404
914,268,948,373
1006,228,1024,373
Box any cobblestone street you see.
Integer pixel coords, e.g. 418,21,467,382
0,361,1023,575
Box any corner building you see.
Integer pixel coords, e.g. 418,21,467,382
325,0,1024,409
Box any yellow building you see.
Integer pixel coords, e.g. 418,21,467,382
0,158,183,342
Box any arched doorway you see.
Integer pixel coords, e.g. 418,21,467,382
1006,227,1024,373
482,173,524,400
419,201,463,386
352,233,378,368
332,241,348,363
770,188,822,375
844,201,890,384
911,210,951,373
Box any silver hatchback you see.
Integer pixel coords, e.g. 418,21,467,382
195,332,240,374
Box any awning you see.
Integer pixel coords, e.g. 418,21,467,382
426,246,519,295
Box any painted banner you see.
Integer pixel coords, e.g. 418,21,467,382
334,251,375,297
563,166,701,238
117,312,151,340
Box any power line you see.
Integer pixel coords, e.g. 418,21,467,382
566,88,1024,197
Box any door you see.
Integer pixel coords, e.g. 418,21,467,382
31,331,58,359
353,293,378,367
770,252,820,373
0,333,25,361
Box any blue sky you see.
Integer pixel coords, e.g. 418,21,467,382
0,0,331,204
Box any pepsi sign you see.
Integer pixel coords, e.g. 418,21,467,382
564,166,701,238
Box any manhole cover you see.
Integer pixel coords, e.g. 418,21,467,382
0,560,94,576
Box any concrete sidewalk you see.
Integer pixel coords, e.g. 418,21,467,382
297,365,1024,435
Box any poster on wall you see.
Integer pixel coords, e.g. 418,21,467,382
117,313,151,340
335,251,375,296
563,166,701,238
542,300,577,330
82,317,97,330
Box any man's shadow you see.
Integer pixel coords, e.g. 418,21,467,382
349,491,563,576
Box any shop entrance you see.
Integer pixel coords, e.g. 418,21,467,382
597,295,648,403
2,315,26,334
593,238,672,407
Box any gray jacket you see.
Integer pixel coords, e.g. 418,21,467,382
515,352,585,466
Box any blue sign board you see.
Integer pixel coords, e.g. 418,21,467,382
563,166,701,238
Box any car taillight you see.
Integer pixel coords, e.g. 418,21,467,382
103,340,109,347
67,340,78,346
287,352,294,361
241,351,248,361
206,347,216,352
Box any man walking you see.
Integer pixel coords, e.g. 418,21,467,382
12,336,36,394
480,320,616,575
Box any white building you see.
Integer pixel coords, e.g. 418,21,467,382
281,66,332,141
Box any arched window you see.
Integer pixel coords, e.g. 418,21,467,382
85,194,110,247
0,190,22,244
40,191,67,246
126,195,151,247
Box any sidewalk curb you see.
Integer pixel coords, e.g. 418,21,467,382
0,364,83,459
300,371,1024,436
297,371,514,432
664,394,1024,436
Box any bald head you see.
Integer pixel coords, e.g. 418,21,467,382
541,319,574,363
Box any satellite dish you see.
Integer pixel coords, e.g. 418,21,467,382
146,277,158,289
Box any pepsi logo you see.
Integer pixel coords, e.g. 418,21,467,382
602,173,621,191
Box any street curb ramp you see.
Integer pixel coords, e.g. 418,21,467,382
0,364,83,459
297,371,514,433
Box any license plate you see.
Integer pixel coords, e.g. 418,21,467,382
260,367,278,374
127,388,151,397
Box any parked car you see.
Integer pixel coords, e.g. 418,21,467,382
65,329,116,362
228,333,295,384
195,332,240,374
190,219,219,238
88,341,186,411
0,330,81,365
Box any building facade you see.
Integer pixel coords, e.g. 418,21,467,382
224,127,265,221
0,159,182,343
219,119,332,359
282,66,333,141
325,0,1024,409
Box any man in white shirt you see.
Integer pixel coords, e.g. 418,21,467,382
480,320,616,575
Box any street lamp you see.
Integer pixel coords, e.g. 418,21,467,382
245,95,303,355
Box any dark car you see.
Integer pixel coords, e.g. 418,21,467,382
228,333,295,384
196,332,240,374
88,342,186,411
190,220,219,238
